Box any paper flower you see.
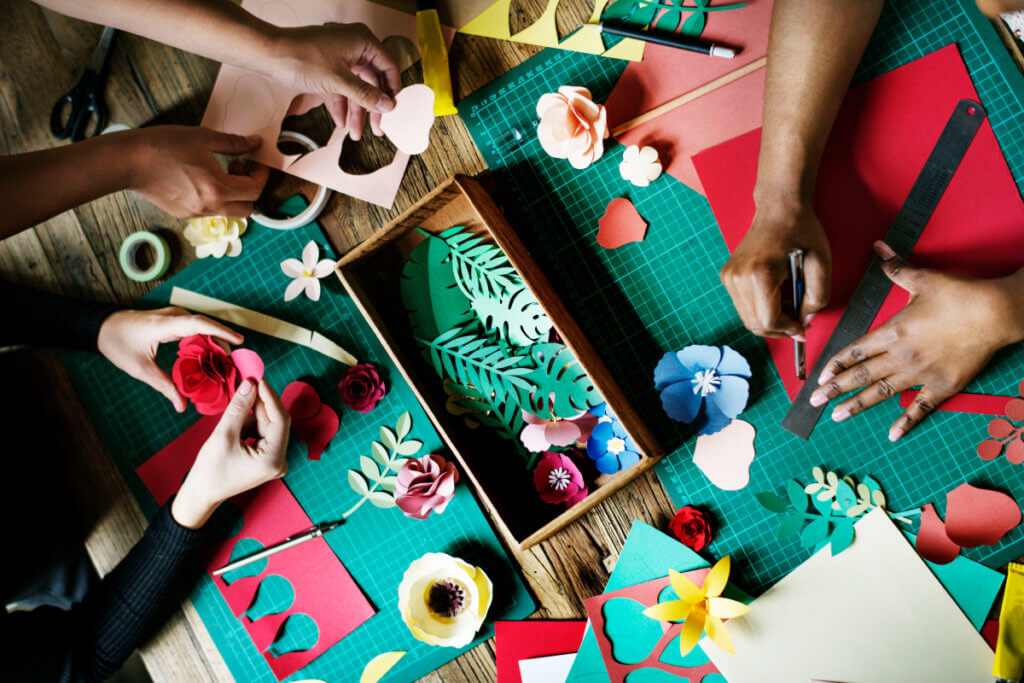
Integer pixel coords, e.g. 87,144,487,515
669,506,714,551
533,450,588,507
642,555,750,656
172,334,237,415
536,86,608,169
338,362,387,414
281,240,334,302
619,145,663,187
586,403,642,474
183,215,246,258
519,410,599,452
654,345,752,435
397,552,493,648
395,454,459,520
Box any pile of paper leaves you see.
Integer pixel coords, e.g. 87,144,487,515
400,226,605,468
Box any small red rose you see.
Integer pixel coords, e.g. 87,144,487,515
171,334,237,415
338,362,386,413
669,506,714,552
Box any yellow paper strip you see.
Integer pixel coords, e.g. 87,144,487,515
169,287,357,366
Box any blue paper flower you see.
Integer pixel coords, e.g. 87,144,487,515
586,403,642,474
654,345,751,435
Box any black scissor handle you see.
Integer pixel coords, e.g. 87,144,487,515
50,70,108,142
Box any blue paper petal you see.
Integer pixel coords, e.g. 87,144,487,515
698,408,732,436
675,344,722,376
717,344,752,378
653,352,689,391
706,375,749,419
589,402,609,419
595,452,623,474
659,381,703,424
618,450,642,471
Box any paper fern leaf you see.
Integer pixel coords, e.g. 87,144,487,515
435,226,519,300
418,327,533,407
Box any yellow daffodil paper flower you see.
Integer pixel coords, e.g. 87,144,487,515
642,555,750,656
397,552,493,648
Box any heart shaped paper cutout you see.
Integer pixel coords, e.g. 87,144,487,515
692,419,756,491
597,198,648,249
380,84,436,155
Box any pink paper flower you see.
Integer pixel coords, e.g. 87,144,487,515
520,410,599,453
338,362,386,413
395,454,459,520
171,335,237,415
533,451,588,507
536,86,608,169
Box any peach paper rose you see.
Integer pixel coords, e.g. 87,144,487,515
536,86,608,169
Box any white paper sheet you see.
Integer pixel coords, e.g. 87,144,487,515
518,652,576,683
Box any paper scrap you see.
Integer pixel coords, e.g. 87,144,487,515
496,620,587,683
268,612,318,656
692,419,755,490
900,389,1012,416
597,198,647,249
699,510,994,682
619,145,662,187
518,653,576,683
359,651,407,683
231,348,265,382
170,287,357,366
380,84,436,155
915,503,961,565
944,483,1022,548
281,380,340,461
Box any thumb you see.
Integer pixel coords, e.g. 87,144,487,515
875,240,925,294
203,129,262,155
800,250,830,324
332,69,394,113
144,366,187,413
215,380,258,440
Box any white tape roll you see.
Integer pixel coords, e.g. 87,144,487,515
250,130,331,230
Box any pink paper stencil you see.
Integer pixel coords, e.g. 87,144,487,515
136,417,375,680
694,45,1024,400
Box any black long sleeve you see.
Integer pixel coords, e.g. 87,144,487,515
1,500,206,682
0,283,119,351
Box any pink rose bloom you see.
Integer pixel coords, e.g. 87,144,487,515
533,451,588,507
395,454,459,520
338,362,386,413
520,410,599,453
171,335,237,415
536,86,608,169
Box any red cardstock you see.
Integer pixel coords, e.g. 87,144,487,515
915,503,961,565
597,197,648,249
136,417,375,680
281,380,340,461
582,569,721,683
693,45,1024,400
899,390,1011,416
944,483,1023,548
494,620,587,683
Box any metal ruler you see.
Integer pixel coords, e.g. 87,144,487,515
782,99,986,439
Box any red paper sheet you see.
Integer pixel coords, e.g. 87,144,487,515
495,620,587,683
605,0,773,195
136,418,375,680
693,45,1024,400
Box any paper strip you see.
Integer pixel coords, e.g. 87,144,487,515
900,390,1011,415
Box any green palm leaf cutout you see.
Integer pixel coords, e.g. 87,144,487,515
401,234,474,339
471,285,553,346
444,377,534,465
433,226,519,300
418,327,534,407
520,343,603,420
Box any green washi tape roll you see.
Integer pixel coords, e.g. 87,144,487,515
119,231,170,282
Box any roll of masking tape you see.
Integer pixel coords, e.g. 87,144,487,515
250,130,331,230
119,231,171,282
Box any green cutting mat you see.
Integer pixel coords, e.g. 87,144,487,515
460,0,1024,594
62,197,535,682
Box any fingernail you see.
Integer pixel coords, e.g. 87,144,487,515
874,241,896,260
888,427,904,442
802,313,816,327
818,370,834,385
792,334,806,342
377,94,395,112
832,407,850,422
810,392,827,407
239,380,254,395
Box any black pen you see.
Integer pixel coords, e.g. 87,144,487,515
212,520,344,576
598,20,736,59
789,249,806,380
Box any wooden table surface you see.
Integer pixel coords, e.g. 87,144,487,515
1,2,1021,681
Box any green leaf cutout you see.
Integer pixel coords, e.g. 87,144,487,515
787,479,807,512
472,285,553,346
380,426,398,450
521,343,602,419
396,412,411,440
755,492,788,513
776,514,804,538
800,517,831,548
360,456,380,482
348,470,369,497
436,226,520,300
419,327,533,407
401,234,474,339
343,412,424,520
369,490,396,508
371,441,389,466
829,519,856,555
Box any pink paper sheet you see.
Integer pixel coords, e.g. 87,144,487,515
693,45,1024,401
495,620,587,683
605,0,773,195
136,417,375,680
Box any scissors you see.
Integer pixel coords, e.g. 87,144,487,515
50,27,116,142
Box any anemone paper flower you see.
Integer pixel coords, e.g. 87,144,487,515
533,451,588,507
642,555,749,656
586,403,642,474
281,240,335,302
619,145,663,187
536,86,608,169
397,552,493,648
184,215,247,258
519,409,599,453
654,344,751,436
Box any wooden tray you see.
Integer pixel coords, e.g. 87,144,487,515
335,175,662,549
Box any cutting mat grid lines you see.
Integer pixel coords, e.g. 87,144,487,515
63,203,534,683
461,0,1024,593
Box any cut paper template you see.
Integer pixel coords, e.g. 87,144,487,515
170,287,357,366
606,0,773,194
135,417,375,680
201,0,454,209
692,419,755,491
281,381,339,461
916,503,962,565
977,380,1024,464
944,483,1022,548
694,45,1024,399
597,198,648,249
359,650,407,683
379,84,436,155
496,620,587,683
700,510,995,682
519,653,576,683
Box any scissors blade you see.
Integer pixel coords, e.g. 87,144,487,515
88,27,116,73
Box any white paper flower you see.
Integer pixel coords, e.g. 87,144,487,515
184,215,247,258
397,552,493,648
619,145,663,187
280,240,334,302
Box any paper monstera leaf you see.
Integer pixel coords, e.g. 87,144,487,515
400,234,474,339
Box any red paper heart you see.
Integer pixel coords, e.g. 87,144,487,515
597,198,647,249
944,483,1022,548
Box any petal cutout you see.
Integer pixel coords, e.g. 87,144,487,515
668,569,705,603
642,599,694,623
944,483,1022,548
704,615,735,654
280,258,304,277
915,503,961,564
717,344,752,378
305,277,322,302
519,424,551,452
302,240,319,269
677,611,706,656
676,345,723,376
284,277,306,302
313,259,335,278
654,352,689,390
702,555,731,597
707,597,750,619
693,419,756,491
705,375,750,420
546,420,582,447
659,381,703,424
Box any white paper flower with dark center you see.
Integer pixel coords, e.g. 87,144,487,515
619,145,663,187
398,552,493,647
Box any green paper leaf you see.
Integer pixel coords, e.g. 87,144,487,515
787,479,807,512
369,490,396,508
437,226,520,300
471,286,553,346
800,517,831,548
360,455,380,482
348,470,369,496
379,475,398,492
401,234,474,339
756,492,788,513
835,479,859,513
776,514,804,538
397,439,423,456
380,426,398,450
396,412,412,440
370,441,389,466
521,343,603,419
419,327,533,407
829,519,856,555
811,491,834,516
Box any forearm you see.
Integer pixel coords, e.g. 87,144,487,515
755,0,884,209
0,283,118,350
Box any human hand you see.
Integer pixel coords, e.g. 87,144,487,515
810,241,1024,441
266,22,401,140
127,125,271,217
172,379,291,529
97,307,244,412
719,202,831,338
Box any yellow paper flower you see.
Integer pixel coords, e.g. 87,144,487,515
642,555,750,655
397,552,493,648
183,215,247,258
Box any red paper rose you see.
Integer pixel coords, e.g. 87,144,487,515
395,454,459,520
171,334,237,415
338,362,386,413
533,451,588,507
669,506,714,551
